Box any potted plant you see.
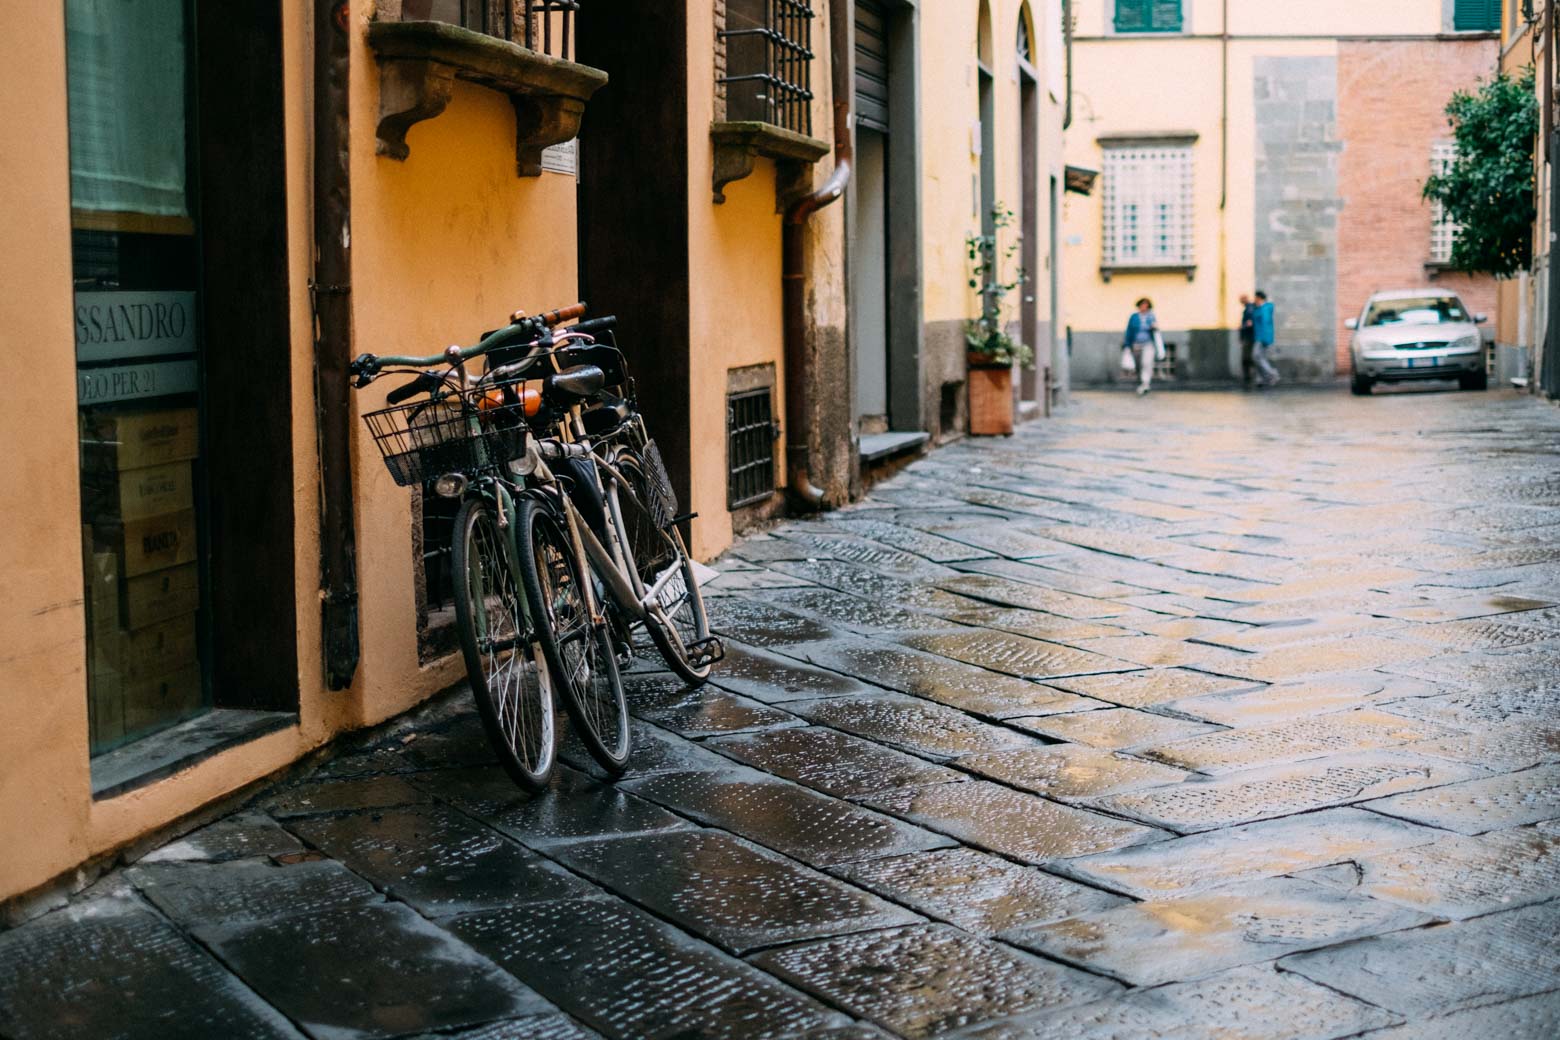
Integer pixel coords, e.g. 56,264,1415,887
965,204,1033,435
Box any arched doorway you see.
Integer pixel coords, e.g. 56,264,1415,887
1016,3,1042,410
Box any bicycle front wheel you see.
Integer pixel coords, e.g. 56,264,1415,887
616,452,714,685
515,497,631,774
451,496,556,791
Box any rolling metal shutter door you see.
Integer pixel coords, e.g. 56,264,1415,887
855,1,889,133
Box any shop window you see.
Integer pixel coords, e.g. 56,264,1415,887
1114,0,1183,34
1430,141,1460,265
1102,143,1194,268
68,0,297,770
1452,0,1501,31
402,0,579,59
721,0,815,134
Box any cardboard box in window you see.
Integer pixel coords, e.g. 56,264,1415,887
87,663,125,752
121,665,203,736
95,509,197,578
83,460,195,523
114,613,197,684
80,406,198,471
84,543,120,642
124,563,199,630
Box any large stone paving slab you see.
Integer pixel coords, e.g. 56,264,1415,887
834,847,1126,935
786,692,1048,759
1160,674,1421,727
550,829,919,953
407,1013,605,1040
258,774,432,818
787,639,1100,718
749,924,1123,1039
947,964,1399,1040
935,574,1129,619
1092,751,1489,833
1012,708,1220,749
0,896,304,1040
1354,991,1560,1040
1400,721,1560,771
1361,764,1560,834
1139,708,1459,775
284,806,594,916
707,725,965,799
1379,683,1560,727
900,630,1135,680
450,896,846,1039
1298,824,1560,919
1054,807,1441,899
769,586,963,633
622,768,954,866
196,902,547,1040
705,596,841,648
136,811,306,864
1048,668,1262,709
769,557,986,612
712,642,882,703
1280,900,1560,1017
955,743,1191,802
863,780,1165,864
1002,876,1430,986
126,858,380,926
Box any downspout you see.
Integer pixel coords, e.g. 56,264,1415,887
1547,1,1558,397
313,0,360,689
782,0,853,507
1063,0,1073,129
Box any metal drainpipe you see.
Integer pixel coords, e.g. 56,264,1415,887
314,0,360,689
1063,0,1073,130
781,0,853,507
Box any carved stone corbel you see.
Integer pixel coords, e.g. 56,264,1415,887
376,58,456,160
513,95,587,177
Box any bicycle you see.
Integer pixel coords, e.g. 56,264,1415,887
348,303,720,790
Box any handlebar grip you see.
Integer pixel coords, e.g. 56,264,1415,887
539,302,587,326
570,315,618,337
386,373,438,405
349,352,380,388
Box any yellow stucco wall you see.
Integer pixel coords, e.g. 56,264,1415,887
0,0,585,902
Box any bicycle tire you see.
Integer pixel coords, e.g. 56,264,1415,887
515,496,631,774
451,496,556,791
615,451,714,685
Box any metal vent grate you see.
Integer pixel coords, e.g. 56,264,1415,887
727,387,777,508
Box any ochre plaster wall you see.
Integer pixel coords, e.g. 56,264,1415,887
1,0,583,902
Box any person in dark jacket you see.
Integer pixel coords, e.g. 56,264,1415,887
1122,297,1160,396
1238,294,1257,388
1252,290,1279,386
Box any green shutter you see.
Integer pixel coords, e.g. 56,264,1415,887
1454,0,1500,31
1115,0,1182,33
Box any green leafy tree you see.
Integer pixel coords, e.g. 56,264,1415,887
1423,68,1538,278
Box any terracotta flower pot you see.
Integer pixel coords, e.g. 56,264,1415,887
967,353,1014,436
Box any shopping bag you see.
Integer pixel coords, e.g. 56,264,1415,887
1153,331,1166,362
1120,346,1136,374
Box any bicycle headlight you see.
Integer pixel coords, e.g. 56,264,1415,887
508,438,541,477
433,473,468,498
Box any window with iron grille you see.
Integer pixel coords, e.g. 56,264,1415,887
727,388,777,508
1102,144,1194,267
1430,141,1460,265
721,0,815,135
401,0,579,59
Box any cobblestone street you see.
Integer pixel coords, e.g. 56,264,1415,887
5,387,1560,1040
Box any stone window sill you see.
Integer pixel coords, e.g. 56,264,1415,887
1101,264,1197,282
710,121,830,205
91,710,296,800
366,20,607,176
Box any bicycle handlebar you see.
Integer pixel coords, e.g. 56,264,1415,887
349,300,590,384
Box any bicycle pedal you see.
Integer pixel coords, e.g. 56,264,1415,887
687,636,725,667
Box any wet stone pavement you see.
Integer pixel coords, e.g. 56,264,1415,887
5,388,1560,1040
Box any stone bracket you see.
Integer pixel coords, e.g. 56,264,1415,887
367,20,607,176
710,121,830,205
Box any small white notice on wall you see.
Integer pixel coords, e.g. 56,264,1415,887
540,138,578,177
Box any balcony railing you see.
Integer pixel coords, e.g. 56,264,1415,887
403,0,579,61
720,0,815,135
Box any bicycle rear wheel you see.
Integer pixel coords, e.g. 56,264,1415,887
515,497,631,774
451,496,556,791
615,451,714,684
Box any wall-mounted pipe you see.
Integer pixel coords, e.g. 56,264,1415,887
1063,0,1074,130
781,0,853,508
313,0,360,689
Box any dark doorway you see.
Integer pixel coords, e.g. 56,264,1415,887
1018,20,1040,408
854,0,892,432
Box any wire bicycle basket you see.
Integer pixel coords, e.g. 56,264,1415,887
640,438,679,529
362,384,529,487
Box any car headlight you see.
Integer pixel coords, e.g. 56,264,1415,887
1452,335,1480,352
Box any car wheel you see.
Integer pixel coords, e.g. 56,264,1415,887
1350,372,1373,396
1459,370,1487,391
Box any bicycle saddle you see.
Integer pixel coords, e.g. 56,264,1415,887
545,364,606,401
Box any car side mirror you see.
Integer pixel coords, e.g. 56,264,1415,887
1344,318,1358,330
1474,314,1487,324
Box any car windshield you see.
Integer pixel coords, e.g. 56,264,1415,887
1363,297,1468,327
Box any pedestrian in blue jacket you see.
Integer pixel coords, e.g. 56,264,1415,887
1252,290,1279,387
1122,298,1160,396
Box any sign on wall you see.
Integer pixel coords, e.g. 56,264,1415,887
78,359,198,405
74,291,197,363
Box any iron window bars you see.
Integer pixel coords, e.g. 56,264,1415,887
727,387,778,508
406,0,579,61
721,0,816,135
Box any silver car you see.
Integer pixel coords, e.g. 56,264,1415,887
1346,290,1488,395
